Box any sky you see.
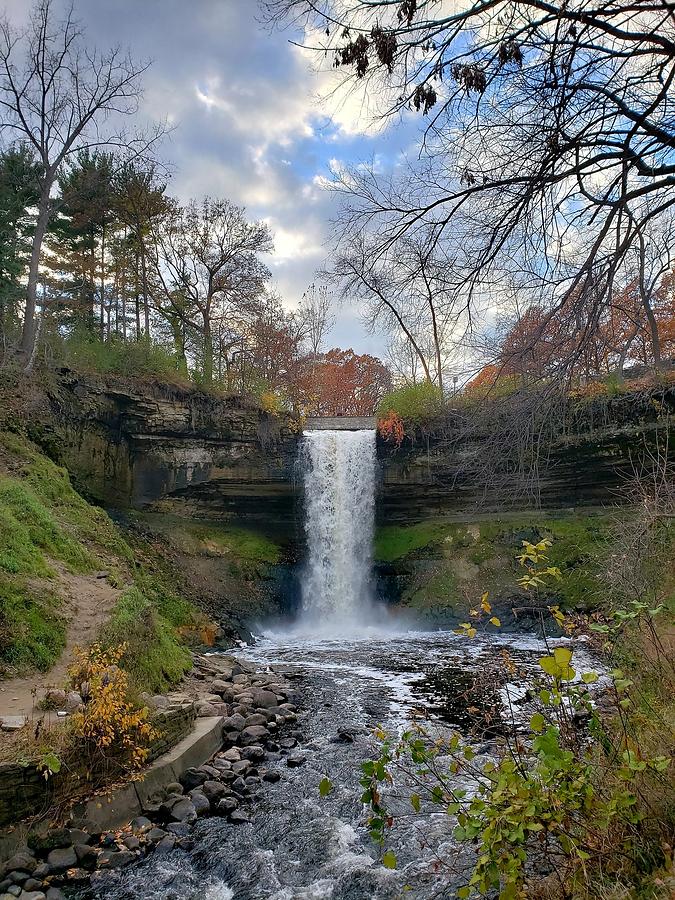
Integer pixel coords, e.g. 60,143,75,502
3,0,422,357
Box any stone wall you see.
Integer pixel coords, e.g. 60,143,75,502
0,703,196,828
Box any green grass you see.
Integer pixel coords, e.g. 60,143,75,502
102,587,192,693
185,522,281,564
0,575,66,672
375,522,450,562
0,429,202,687
377,514,614,612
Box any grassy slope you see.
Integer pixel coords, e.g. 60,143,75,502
375,513,614,614
0,429,205,691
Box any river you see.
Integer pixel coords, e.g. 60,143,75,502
88,627,598,900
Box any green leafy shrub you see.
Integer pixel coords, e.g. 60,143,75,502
377,382,444,426
54,330,189,382
0,577,66,672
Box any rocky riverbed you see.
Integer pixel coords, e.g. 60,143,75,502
0,653,303,900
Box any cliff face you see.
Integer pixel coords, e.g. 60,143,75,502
44,371,302,540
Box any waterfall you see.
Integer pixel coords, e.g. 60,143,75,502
300,429,376,626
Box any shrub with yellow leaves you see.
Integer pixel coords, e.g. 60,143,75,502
67,643,156,777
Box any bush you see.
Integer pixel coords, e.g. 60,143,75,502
54,330,189,382
377,381,444,426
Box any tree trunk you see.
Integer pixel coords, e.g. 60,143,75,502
134,250,141,340
140,243,150,338
20,184,52,361
100,223,106,341
202,318,213,384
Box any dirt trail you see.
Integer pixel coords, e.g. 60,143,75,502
0,567,121,719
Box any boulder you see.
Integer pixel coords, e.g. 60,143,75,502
231,760,251,776
46,891,65,900
211,679,232,694
215,798,238,816
244,714,268,728
240,725,269,745
201,780,227,803
286,753,307,768
195,700,218,717
73,844,97,870
240,746,266,763
250,689,280,709
146,828,167,843
45,848,76,873
229,810,251,824
263,771,281,783
64,692,83,713
170,799,197,823
122,836,141,852
43,689,66,709
130,816,153,834
1,855,36,879
221,714,246,732
189,791,211,816
179,768,208,791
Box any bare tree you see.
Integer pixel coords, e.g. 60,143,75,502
150,198,273,384
297,283,335,358
264,0,675,377
0,0,158,364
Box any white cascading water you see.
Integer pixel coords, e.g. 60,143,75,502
300,429,376,627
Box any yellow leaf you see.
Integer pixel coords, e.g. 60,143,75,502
489,617,501,627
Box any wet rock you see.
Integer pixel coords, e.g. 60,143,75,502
201,780,227,803
231,777,247,793
240,746,265,762
263,771,281,783
67,829,91,846
179,767,208,791
3,853,37,878
17,893,45,900
31,866,49,881
211,758,231,771
231,760,251,776
155,836,176,854
198,764,222,779
8,873,27,885
166,823,190,837
249,689,279,709
73,844,97,870
122,836,140,852
45,848,76,873
130,816,153,834
286,753,307,768
215,798,238,816
45,890,65,900
97,851,135,869
279,737,297,749
171,798,198,823
240,725,269,745
146,828,167,843
22,881,42,893
229,810,251,824
189,791,211,816
224,730,242,745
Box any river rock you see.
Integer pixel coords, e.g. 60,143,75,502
243,713,268,727
2,855,36,878
286,753,307,768
46,848,76,873
215,798,238,816
130,816,152,834
97,851,135,869
8,873,27,885
240,725,269,745
45,890,65,900
211,679,232,694
122,836,140,852
240,746,266,762
166,823,190,837
155,836,176,854
170,799,197,823
189,791,211,816
263,771,281,783
179,768,208,791
229,810,251,824
200,780,227,803
232,674,250,685
220,747,241,762
231,760,251,775
17,893,45,900
31,866,49,881
222,714,246,732
164,781,184,795
73,844,97,870
146,828,167,843
279,737,297,749
251,689,280,709
195,700,218,717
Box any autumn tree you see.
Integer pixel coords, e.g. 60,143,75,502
298,347,391,416
150,198,273,384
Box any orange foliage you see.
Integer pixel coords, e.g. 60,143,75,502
377,409,405,446
297,348,392,416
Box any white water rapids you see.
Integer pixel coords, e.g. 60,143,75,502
300,430,377,629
